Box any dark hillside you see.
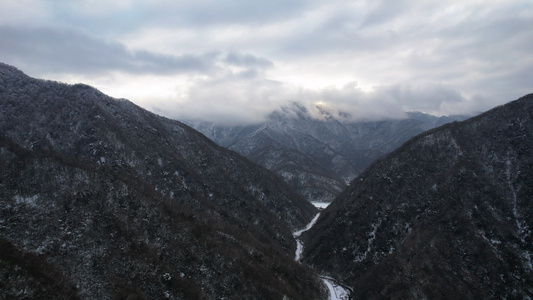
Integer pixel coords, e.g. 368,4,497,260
303,94,533,299
0,63,323,299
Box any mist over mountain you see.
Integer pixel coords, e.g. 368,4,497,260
303,94,533,298
188,103,469,203
0,63,325,299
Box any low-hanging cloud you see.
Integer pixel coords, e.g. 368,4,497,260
299,81,484,122
168,74,296,125
154,72,487,126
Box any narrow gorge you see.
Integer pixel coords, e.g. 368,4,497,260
293,209,350,300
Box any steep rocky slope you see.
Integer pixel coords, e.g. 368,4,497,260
303,94,533,299
189,104,468,203
0,63,324,299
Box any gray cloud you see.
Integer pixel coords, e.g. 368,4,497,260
144,0,316,27
39,0,317,35
360,0,410,28
154,74,485,125
305,82,480,122
169,74,294,125
224,51,274,69
0,0,531,125
0,26,217,75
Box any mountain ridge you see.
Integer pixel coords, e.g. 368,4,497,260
0,62,325,299
303,93,533,299
188,103,469,203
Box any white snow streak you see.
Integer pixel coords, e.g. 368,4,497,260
311,201,330,209
13,194,40,207
293,213,321,238
506,158,532,271
293,213,320,262
294,240,304,262
354,219,382,262
292,213,351,299
506,159,525,240
320,276,350,300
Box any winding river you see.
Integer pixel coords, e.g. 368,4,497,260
293,211,350,300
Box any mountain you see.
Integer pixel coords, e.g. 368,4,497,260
188,103,469,203
0,63,326,299
302,94,533,299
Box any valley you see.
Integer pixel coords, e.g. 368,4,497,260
1,62,532,299
188,106,468,203
293,211,349,300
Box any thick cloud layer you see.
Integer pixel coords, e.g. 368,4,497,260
1,0,531,124
0,26,218,75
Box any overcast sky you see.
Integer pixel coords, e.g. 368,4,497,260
1,0,532,124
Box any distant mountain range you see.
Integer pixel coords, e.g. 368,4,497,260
0,63,325,299
303,94,533,299
187,103,469,203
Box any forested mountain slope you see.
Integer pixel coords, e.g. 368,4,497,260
0,63,324,299
303,94,533,299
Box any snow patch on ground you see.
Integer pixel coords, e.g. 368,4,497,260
321,276,350,300
292,213,352,299
295,240,304,262
293,213,320,262
506,159,529,241
354,219,382,262
311,201,330,209
14,194,40,207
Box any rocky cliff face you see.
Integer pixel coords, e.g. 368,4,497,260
303,94,533,299
189,104,468,203
0,63,324,299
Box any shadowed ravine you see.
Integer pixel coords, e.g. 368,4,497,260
293,210,350,300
